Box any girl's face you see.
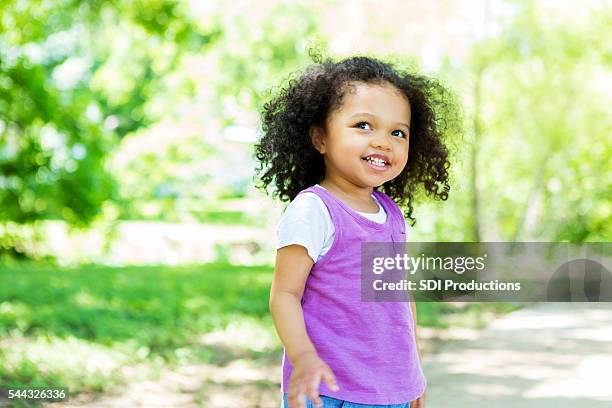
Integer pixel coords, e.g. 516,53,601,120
311,81,410,189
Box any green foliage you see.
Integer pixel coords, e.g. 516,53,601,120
0,0,223,255
489,1,610,242
105,1,327,221
410,0,611,242
110,128,216,221
2,0,610,250
0,54,116,226
207,1,325,124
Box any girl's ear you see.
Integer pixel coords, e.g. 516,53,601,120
309,125,326,154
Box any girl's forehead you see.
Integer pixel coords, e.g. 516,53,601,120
333,82,411,119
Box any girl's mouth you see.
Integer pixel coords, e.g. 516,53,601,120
362,156,390,171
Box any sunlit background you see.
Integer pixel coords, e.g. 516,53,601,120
1,0,611,406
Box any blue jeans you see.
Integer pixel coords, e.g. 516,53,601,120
281,393,411,408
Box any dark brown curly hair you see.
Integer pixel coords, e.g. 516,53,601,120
254,51,461,226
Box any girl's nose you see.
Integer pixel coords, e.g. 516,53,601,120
371,132,392,151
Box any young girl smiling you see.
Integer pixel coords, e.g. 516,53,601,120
255,53,459,408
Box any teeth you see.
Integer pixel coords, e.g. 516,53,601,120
365,157,386,167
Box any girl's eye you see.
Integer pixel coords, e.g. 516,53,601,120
392,130,407,139
355,122,372,130
355,122,407,139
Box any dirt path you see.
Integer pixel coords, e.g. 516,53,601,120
50,302,612,408
54,342,283,408
422,302,612,407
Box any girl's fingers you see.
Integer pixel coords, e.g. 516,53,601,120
411,396,424,408
288,382,307,408
321,367,339,392
307,372,322,407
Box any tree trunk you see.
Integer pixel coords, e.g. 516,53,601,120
470,65,484,242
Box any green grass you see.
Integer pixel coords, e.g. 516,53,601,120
0,261,523,396
0,261,274,393
416,302,525,329
195,210,255,225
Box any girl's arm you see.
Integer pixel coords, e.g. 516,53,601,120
269,244,317,360
269,244,339,407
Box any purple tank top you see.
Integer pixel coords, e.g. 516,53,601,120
281,185,427,404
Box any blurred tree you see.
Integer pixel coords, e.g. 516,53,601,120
468,0,611,242
205,1,325,126
0,0,220,257
110,0,328,220
408,0,610,243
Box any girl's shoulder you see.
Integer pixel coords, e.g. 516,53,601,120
282,190,329,221
276,190,334,263
280,184,330,219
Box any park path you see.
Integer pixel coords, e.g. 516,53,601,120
53,302,612,408
422,302,612,407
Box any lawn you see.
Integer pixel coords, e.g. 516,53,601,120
0,262,273,394
0,261,522,396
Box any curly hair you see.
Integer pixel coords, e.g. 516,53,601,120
254,51,461,226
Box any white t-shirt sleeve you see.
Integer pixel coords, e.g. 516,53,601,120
276,192,334,263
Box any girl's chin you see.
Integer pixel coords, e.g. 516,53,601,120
361,175,392,187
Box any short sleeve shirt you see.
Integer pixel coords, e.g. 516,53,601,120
276,184,409,262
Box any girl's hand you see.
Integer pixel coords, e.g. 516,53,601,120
410,388,426,408
288,351,339,408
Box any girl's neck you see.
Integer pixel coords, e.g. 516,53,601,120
319,177,377,212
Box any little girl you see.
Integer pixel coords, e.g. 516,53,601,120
255,53,458,408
